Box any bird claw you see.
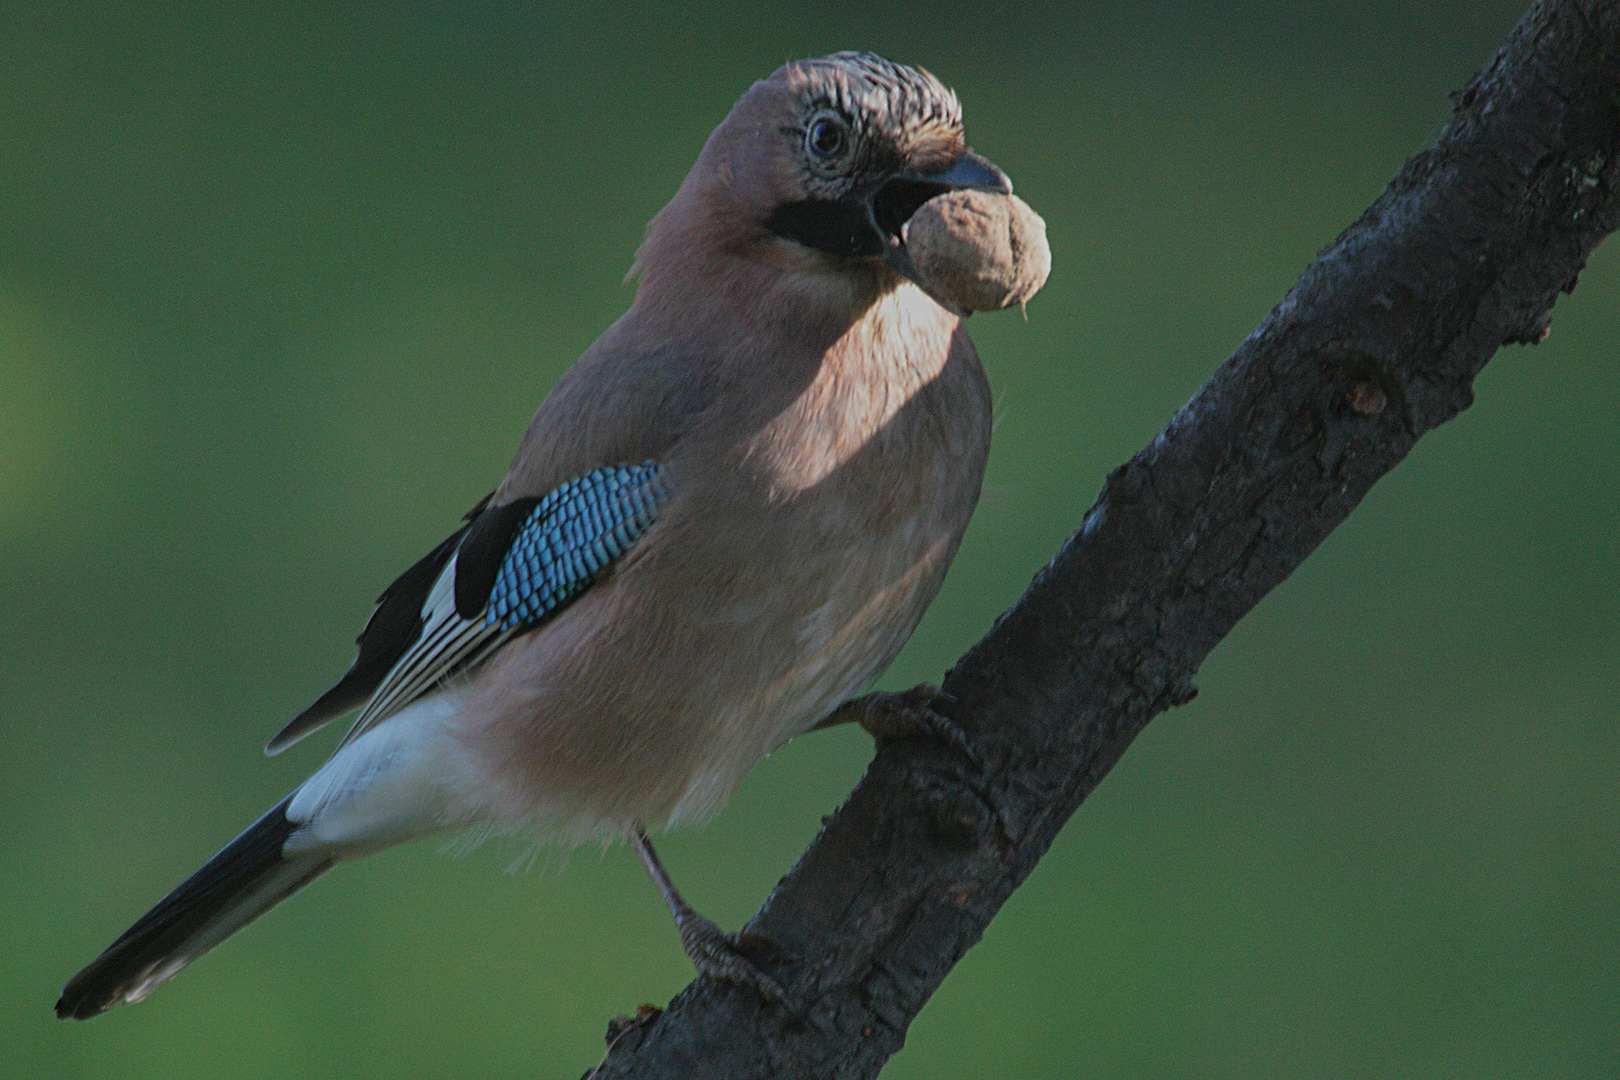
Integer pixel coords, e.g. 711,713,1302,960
630,826,795,1012
676,911,793,1010
837,684,982,770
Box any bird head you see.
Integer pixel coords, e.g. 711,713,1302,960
639,52,1011,316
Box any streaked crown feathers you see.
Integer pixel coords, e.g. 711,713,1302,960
780,51,964,156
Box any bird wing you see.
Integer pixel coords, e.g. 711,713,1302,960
266,461,673,755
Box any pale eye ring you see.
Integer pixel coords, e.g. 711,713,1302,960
806,115,848,159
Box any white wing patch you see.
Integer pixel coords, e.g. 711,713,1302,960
333,553,511,753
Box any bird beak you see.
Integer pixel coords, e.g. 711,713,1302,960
908,151,1013,196
869,151,1013,316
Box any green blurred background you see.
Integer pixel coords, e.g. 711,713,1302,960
3,1,1615,1077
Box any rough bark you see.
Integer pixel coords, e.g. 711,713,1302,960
587,2,1620,1076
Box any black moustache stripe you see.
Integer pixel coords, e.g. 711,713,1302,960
764,197,884,258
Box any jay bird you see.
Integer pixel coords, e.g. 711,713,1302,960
58,50,1011,1018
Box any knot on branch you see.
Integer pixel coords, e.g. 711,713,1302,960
902,765,1005,850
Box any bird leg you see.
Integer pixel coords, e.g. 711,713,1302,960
812,683,980,768
630,826,789,1007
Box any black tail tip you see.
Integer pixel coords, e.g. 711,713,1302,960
55,992,109,1021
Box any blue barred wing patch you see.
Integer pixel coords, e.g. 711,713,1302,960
485,462,671,631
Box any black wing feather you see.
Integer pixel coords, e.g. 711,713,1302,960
452,497,541,619
264,494,492,754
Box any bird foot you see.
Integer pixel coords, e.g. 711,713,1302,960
822,684,981,769
673,910,791,1008
630,827,794,1011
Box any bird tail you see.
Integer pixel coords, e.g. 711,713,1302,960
56,794,334,1019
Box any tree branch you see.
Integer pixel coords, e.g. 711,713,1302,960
588,2,1620,1075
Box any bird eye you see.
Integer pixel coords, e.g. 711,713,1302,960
806,116,848,159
